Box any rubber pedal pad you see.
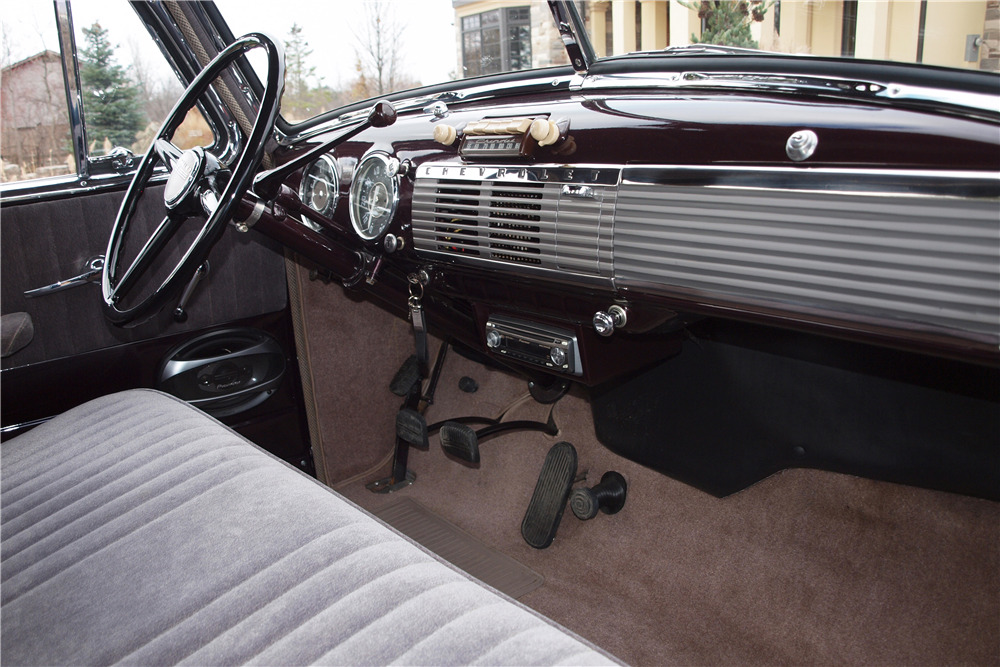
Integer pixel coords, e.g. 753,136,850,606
521,441,578,549
396,408,429,449
440,421,480,464
390,355,421,396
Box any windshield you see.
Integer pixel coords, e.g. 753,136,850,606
587,0,998,71
214,0,998,124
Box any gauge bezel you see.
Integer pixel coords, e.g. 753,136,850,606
349,152,400,241
298,154,340,218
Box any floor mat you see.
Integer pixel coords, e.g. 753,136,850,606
375,498,544,599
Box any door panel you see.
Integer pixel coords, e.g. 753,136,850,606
1,184,287,369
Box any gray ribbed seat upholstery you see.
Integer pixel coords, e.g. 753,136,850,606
1,389,617,666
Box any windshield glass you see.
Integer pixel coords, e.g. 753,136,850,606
216,0,581,123
214,0,998,124
585,0,997,71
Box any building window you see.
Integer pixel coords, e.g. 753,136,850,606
461,6,531,78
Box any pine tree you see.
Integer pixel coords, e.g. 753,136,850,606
79,22,145,152
680,1,772,49
284,23,319,121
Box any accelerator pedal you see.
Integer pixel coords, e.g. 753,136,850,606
521,441,578,549
440,421,479,464
390,355,421,396
396,408,429,449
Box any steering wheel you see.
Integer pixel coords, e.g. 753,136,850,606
102,33,284,325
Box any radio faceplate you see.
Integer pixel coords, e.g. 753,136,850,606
485,315,582,376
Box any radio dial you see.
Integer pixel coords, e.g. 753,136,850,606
486,330,503,348
550,347,567,366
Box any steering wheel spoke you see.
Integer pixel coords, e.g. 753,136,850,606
101,33,284,324
153,138,183,171
110,214,184,300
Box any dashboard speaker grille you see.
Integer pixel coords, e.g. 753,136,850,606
412,169,613,279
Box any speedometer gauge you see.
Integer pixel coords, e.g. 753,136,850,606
349,153,399,240
299,154,340,217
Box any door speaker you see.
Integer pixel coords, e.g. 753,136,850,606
157,327,285,417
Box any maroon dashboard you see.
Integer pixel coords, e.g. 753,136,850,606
248,72,999,387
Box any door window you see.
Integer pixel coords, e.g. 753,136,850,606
1,6,70,182
1,1,211,185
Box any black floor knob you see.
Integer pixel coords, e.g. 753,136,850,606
570,471,627,520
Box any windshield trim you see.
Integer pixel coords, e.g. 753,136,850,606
570,69,999,121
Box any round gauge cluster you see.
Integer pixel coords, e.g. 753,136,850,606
349,152,400,240
299,154,339,218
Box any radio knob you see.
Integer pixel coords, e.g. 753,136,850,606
550,347,567,366
486,330,503,349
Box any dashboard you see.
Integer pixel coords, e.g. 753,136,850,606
258,83,1000,385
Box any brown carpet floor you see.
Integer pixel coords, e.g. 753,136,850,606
300,275,999,665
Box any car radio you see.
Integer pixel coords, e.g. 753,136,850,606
485,315,582,376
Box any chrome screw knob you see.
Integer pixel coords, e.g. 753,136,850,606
786,129,818,162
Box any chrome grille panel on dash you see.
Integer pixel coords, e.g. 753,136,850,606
412,164,618,281
614,166,1000,340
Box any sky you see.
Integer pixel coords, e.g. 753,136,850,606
2,0,457,91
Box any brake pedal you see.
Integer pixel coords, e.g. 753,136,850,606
440,421,479,464
521,441,578,549
396,408,429,449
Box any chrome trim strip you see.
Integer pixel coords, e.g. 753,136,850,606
416,162,622,186
621,165,1000,199
0,173,169,205
570,71,1000,119
0,417,51,436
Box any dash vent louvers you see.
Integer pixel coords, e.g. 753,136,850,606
430,179,482,256
411,164,616,281
488,182,544,264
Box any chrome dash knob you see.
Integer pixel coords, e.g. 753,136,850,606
786,130,818,162
593,305,628,337
593,311,615,336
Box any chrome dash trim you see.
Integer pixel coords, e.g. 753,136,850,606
622,165,1000,199
614,166,1000,340
570,71,1000,119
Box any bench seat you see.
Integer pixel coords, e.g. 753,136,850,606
1,389,617,666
